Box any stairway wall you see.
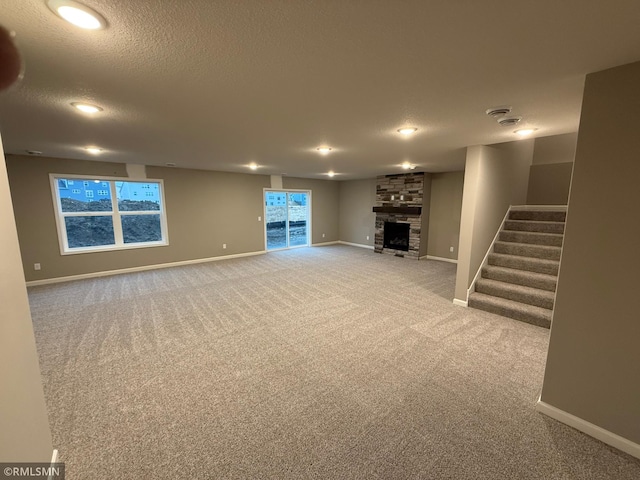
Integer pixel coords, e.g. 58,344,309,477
454,140,534,302
540,60,640,447
526,162,573,205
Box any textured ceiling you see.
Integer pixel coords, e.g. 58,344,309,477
1,0,640,179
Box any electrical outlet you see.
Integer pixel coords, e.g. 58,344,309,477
450,246,454,252
322,233,325,238
34,263,41,271
258,216,261,221
366,235,370,241
223,244,227,249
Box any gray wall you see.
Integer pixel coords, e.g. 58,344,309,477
455,140,533,301
0,140,53,461
5,155,340,282
338,178,376,246
7,155,270,281
532,133,578,165
337,173,464,258
526,133,577,205
526,162,573,205
282,177,339,244
540,61,640,444
427,171,464,260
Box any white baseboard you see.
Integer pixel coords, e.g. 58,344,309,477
452,298,468,308
49,449,59,480
536,399,640,460
26,251,266,287
312,241,340,247
424,255,458,264
338,241,374,250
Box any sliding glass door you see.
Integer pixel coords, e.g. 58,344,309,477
265,191,309,250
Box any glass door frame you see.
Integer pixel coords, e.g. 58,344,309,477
263,188,312,251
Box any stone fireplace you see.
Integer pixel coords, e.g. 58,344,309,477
373,172,431,259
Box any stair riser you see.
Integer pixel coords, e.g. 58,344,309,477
499,230,564,247
494,242,561,261
482,267,557,292
509,210,566,222
475,281,555,309
504,220,565,234
469,296,551,329
488,254,559,275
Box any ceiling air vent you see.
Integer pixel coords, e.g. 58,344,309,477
497,116,522,127
485,106,512,117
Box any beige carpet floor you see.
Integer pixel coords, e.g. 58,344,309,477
28,245,640,479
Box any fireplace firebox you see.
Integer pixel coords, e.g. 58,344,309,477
383,222,410,251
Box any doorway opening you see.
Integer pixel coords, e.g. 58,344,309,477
264,190,310,250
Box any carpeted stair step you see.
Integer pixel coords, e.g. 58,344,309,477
499,230,564,247
481,265,557,292
488,253,560,275
475,278,555,309
504,219,565,234
494,241,562,261
509,210,566,222
468,292,552,328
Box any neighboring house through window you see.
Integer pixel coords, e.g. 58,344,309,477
50,174,168,254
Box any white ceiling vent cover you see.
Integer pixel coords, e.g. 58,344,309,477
497,116,522,127
485,106,512,117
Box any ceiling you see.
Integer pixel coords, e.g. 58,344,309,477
1,1,640,180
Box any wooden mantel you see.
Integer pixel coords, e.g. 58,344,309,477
372,206,422,215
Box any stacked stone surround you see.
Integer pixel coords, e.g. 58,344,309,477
374,172,424,259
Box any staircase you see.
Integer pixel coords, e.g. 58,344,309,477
468,207,566,328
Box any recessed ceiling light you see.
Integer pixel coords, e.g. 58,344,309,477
317,146,332,154
71,102,103,114
401,161,416,170
397,127,418,136
248,163,258,170
47,0,107,30
85,146,103,155
327,171,335,177
514,128,537,136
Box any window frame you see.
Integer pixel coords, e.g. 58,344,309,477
49,173,169,255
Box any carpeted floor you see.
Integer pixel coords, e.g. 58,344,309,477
28,245,640,479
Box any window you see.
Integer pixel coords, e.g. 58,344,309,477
51,175,168,254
